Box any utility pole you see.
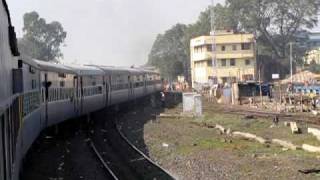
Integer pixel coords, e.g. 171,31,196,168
210,0,218,85
290,42,293,85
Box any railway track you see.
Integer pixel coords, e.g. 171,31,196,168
205,105,320,126
90,142,119,180
90,116,175,180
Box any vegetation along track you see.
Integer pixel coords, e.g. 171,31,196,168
90,114,175,180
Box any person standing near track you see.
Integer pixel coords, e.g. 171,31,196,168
160,91,166,108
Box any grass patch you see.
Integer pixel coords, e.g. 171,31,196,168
202,110,320,148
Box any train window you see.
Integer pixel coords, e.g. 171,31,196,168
58,73,66,78
55,89,58,101
31,79,37,89
29,66,36,74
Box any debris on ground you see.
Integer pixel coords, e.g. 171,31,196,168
162,143,169,148
299,169,320,174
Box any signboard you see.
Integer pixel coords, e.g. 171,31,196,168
272,74,280,80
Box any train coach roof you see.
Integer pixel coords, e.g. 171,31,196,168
98,66,131,75
34,59,76,74
20,56,39,68
65,64,105,76
126,68,144,75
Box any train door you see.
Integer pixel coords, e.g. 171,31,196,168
128,75,134,101
143,74,147,95
73,76,79,115
105,76,110,107
1,109,12,180
80,76,83,114
44,73,49,128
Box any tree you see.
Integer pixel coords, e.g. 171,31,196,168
227,0,319,59
18,11,67,61
148,24,187,80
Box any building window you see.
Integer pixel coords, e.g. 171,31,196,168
232,45,237,51
230,59,236,66
207,60,213,67
221,45,226,51
206,45,212,52
243,74,254,81
221,59,227,66
245,59,251,65
31,79,37,89
222,77,228,84
241,43,251,50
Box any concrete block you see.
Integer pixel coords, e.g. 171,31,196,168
183,93,196,113
290,122,300,134
308,128,320,141
284,121,290,127
232,131,268,144
271,139,300,150
215,124,226,134
302,144,320,153
194,95,202,117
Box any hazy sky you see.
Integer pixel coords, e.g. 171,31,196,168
7,0,224,66
7,0,320,66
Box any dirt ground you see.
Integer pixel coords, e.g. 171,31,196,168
119,96,320,180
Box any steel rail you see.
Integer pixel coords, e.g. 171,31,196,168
116,125,176,179
90,141,119,180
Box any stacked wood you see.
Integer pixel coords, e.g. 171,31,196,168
271,139,300,150
302,144,320,153
232,131,269,144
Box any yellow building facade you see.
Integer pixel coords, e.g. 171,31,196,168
190,31,256,87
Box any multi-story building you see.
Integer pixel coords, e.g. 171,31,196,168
190,30,256,87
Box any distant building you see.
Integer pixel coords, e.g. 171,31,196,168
308,32,320,50
305,48,320,65
190,30,256,87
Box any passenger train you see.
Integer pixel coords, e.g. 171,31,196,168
0,1,162,179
